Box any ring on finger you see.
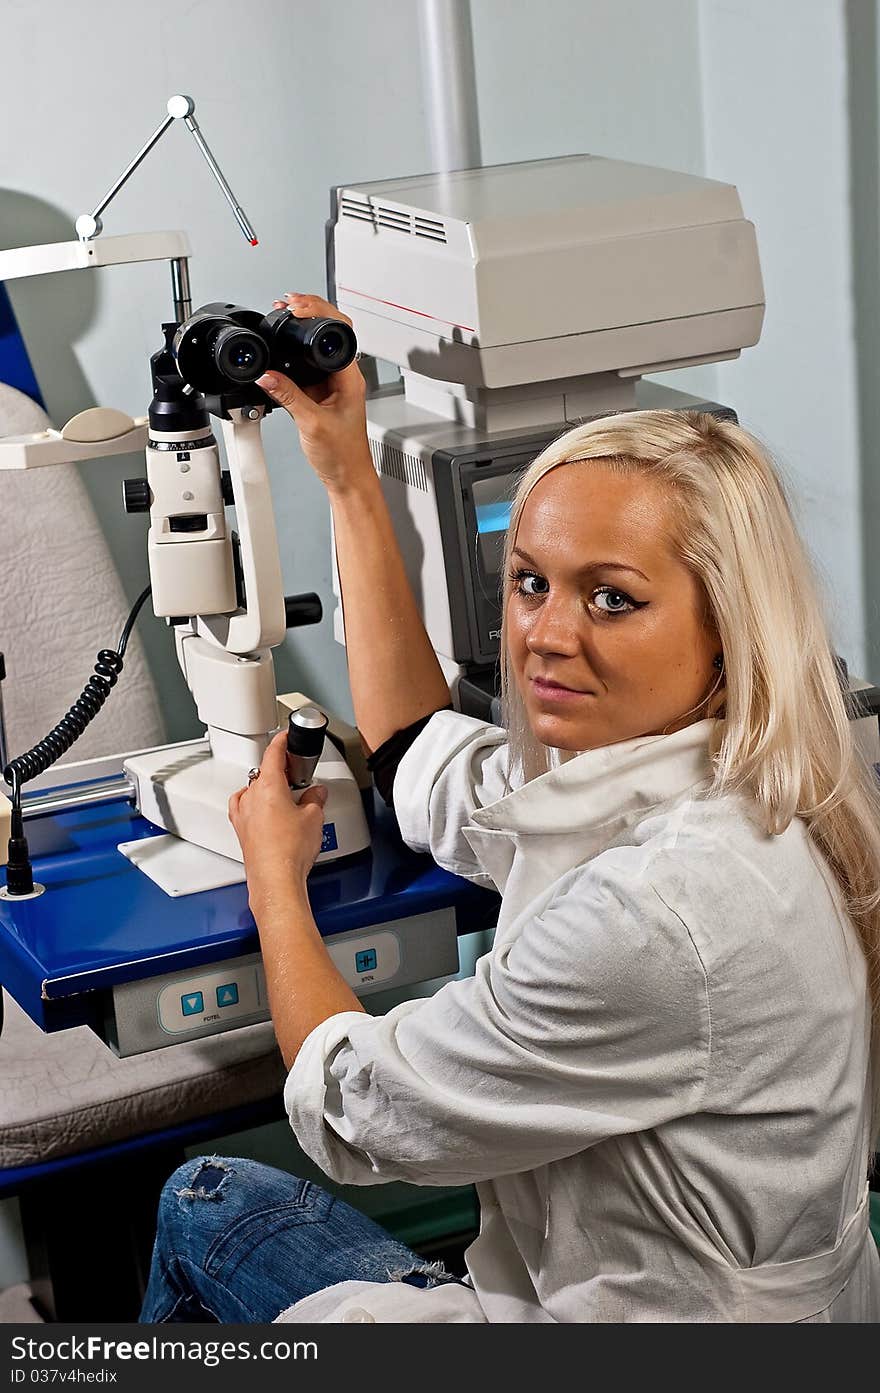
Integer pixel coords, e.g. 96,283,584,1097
247,768,261,786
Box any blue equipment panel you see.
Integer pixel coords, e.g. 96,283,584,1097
0,790,499,1035
0,283,45,406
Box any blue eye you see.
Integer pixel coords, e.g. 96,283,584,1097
508,571,644,615
592,586,636,614
509,568,548,596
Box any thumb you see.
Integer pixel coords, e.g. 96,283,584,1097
257,370,314,419
298,783,329,812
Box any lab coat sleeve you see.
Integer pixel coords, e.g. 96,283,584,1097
284,849,711,1186
392,709,511,883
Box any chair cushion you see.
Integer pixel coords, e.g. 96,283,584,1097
0,383,165,765
0,990,285,1168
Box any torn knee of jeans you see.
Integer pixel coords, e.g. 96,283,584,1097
387,1257,454,1289
174,1157,233,1204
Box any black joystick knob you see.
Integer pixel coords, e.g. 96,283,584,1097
286,706,329,789
284,592,322,629
123,478,152,513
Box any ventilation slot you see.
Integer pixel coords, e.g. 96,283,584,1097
369,439,428,492
340,197,374,223
415,217,447,243
340,198,448,243
376,206,413,234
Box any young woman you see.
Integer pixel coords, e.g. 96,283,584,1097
141,294,880,1324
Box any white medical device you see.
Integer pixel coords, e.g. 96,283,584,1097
0,95,370,881
329,153,766,715
121,389,369,868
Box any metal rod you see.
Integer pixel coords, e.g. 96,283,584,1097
171,256,192,322
21,776,136,819
0,653,8,778
417,0,482,172
184,115,258,244
90,114,175,221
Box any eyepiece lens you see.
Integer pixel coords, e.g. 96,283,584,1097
319,330,344,359
257,309,357,382
214,326,269,383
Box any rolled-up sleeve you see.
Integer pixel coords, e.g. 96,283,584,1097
393,710,510,883
284,851,711,1187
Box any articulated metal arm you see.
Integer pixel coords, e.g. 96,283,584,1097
74,95,258,247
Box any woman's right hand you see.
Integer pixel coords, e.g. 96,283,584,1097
256,292,373,493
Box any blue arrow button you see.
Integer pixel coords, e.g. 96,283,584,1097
181,991,204,1016
216,983,239,1008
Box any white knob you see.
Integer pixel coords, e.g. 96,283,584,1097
167,94,195,119
75,213,102,241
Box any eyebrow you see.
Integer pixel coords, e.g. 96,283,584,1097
511,545,650,583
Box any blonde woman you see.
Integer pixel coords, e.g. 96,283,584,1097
141,294,880,1324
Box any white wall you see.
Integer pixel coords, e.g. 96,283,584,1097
846,0,880,682
471,0,705,170
699,0,868,677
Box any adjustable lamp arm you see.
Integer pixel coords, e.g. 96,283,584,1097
74,95,258,249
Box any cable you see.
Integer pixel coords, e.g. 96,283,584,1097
2,585,152,896
117,584,153,659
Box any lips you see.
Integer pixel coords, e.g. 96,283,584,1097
530,676,589,697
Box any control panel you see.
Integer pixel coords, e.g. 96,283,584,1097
105,907,459,1056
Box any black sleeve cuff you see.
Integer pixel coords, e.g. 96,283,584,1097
366,706,454,809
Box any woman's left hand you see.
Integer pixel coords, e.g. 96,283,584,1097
228,731,328,900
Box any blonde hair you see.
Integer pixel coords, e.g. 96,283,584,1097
501,409,880,1128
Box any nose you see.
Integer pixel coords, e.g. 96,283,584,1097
524,592,581,658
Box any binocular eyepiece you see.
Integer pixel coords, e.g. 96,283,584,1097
172,302,357,395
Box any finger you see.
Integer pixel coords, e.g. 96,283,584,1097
256,370,316,418
259,729,290,780
327,359,366,399
228,789,243,820
284,292,352,328
299,783,329,811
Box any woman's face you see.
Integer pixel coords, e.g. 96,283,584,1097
506,462,720,752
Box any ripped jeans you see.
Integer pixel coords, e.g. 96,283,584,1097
140,1156,457,1323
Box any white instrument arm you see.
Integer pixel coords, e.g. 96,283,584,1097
146,406,286,770
197,409,286,655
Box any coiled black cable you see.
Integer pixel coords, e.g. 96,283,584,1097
2,584,153,810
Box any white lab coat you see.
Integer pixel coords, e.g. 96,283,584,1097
277,713,880,1322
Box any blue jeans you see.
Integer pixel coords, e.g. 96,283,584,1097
139,1156,458,1323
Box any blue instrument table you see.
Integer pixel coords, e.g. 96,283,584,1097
0,788,499,1040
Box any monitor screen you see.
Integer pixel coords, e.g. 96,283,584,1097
474,498,512,535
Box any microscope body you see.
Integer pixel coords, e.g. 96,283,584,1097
124,338,369,868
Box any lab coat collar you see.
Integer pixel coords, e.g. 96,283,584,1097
469,718,716,841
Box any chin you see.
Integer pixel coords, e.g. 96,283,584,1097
526,709,598,752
